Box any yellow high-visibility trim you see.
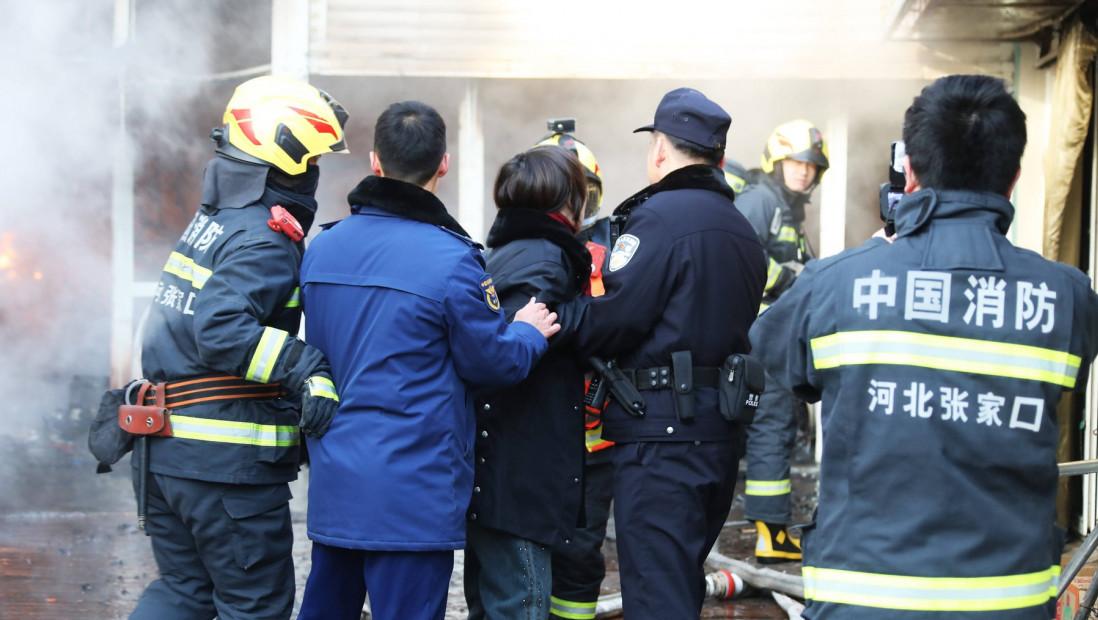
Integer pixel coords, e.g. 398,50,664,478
308,375,339,401
765,257,783,290
549,596,597,619
246,327,288,383
777,225,798,244
170,414,299,447
284,287,301,309
810,330,1080,388
745,479,792,496
163,252,212,289
803,565,1059,612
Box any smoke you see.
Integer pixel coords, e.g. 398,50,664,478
0,0,269,440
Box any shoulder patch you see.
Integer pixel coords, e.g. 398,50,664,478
481,276,501,312
608,234,640,272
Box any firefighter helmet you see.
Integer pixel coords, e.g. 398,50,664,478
213,75,349,176
760,120,829,186
536,132,603,220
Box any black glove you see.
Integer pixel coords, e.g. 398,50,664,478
300,372,339,438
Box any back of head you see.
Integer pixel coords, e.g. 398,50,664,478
494,145,587,220
536,132,603,219
635,88,730,167
374,101,447,186
903,74,1026,195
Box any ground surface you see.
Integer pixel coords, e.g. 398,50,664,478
0,430,817,619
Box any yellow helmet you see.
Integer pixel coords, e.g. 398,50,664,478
760,119,829,183
214,75,349,176
536,132,603,218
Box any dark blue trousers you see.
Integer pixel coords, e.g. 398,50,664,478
297,542,453,620
611,439,742,620
550,454,614,618
129,473,294,620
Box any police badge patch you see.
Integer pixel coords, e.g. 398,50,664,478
481,276,501,312
608,234,640,272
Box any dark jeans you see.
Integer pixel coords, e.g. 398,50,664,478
465,521,552,620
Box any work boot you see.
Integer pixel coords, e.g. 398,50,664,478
754,521,801,564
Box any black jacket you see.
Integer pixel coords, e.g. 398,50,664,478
468,208,590,549
574,164,767,442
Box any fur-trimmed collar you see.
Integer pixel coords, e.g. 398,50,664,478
612,164,734,217
486,208,592,295
347,175,470,238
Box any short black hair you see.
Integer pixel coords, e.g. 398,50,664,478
903,74,1026,195
373,101,447,186
661,132,723,167
494,145,587,219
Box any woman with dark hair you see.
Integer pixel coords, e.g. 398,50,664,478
464,145,592,620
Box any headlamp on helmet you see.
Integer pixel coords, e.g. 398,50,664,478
211,75,350,177
761,119,829,188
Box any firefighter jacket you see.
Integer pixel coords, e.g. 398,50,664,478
574,165,767,443
576,217,615,457
140,156,327,484
469,207,590,549
300,176,548,551
736,174,811,305
752,188,1098,619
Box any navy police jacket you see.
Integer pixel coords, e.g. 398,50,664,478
469,208,590,549
140,156,326,485
753,189,1098,620
300,176,547,551
575,164,767,442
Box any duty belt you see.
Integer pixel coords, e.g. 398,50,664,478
140,375,285,408
628,366,721,391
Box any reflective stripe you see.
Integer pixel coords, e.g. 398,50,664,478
745,478,792,496
246,327,289,383
309,375,339,401
170,414,300,447
810,330,1081,388
284,287,301,309
777,225,798,244
765,257,783,290
585,426,613,452
163,251,212,289
550,596,597,619
803,565,1059,612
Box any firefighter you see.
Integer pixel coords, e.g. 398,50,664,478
536,126,615,620
573,88,766,620
753,74,1098,619
735,119,830,563
129,75,347,620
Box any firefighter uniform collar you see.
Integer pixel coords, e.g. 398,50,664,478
347,175,471,238
894,188,1014,238
612,164,733,218
485,208,593,296
201,155,269,211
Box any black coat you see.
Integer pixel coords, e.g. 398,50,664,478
468,208,590,549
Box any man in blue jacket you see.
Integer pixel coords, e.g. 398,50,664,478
753,74,1098,619
297,100,561,620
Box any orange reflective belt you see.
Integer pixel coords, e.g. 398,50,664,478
143,376,284,409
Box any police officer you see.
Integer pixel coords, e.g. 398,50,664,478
131,76,346,620
573,88,766,620
752,74,1098,619
735,119,830,563
535,125,615,620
